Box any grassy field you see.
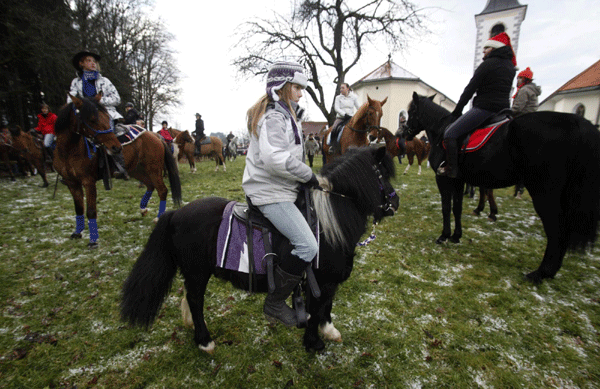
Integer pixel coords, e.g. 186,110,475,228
0,155,599,389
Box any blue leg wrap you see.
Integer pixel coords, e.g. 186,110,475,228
88,219,98,243
75,215,85,234
158,200,167,218
140,190,153,209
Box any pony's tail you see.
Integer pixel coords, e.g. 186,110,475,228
121,210,178,328
564,117,600,250
163,142,182,208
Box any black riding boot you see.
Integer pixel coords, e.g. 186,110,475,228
264,265,303,328
437,138,458,178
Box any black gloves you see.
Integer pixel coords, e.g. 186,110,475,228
306,173,321,189
343,114,352,120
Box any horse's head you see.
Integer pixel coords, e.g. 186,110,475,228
406,92,451,141
353,95,387,132
8,125,22,137
371,145,399,222
66,94,122,155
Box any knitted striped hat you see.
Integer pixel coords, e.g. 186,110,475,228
266,61,308,102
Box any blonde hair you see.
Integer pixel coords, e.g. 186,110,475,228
247,83,297,137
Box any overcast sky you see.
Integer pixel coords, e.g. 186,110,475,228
150,0,600,134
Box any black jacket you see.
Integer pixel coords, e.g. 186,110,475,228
454,46,516,114
123,108,142,125
193,118,205,139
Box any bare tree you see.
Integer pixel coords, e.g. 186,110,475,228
233,0,428,125
129,24,181,130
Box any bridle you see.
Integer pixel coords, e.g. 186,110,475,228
315,161,397,213
72,104,114,159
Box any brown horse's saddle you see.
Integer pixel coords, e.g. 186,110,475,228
115,125,145,145
198,136,211,145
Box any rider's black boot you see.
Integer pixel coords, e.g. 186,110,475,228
437,138,458,178
264,264,303,328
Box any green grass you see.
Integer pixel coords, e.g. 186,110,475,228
0,156,599,389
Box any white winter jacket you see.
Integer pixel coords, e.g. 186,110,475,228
67,74,123,120
242,102,314,206
334,92,360,118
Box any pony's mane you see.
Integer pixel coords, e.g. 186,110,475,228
313,146,395,251
54,98,108,134
408,95,450,119
349,101,370,127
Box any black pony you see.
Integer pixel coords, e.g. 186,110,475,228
121,146,398,353
406,92,600,283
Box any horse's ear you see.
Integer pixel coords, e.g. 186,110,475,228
70,94,83,109
374,144,387,162
94,92,103,103
428,94,437,101
380,97,388,107
367,95,373,105
412,92,419,105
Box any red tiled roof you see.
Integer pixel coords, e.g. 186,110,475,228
557,59,600,92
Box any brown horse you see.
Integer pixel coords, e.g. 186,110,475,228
0,129,18,182
8,126,50,187
169,128,226,172
53,94,181,248
168,128,197,173
322,96,387,163
403,137,430,176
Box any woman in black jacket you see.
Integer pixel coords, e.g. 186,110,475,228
438,32,517,178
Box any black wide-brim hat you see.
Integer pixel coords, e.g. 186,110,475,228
72,51,101,71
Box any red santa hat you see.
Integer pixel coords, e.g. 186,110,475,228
484,32,517,67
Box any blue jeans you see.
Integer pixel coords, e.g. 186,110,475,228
258,201,318,262
444,107,494,139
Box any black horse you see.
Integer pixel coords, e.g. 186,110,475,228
406,92,600,283
121,146,398,353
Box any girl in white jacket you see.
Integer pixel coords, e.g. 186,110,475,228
242,61,320,328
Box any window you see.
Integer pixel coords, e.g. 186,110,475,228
490,23,506,38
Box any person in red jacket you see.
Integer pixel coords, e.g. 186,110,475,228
157,121,174,153
35,103,58,158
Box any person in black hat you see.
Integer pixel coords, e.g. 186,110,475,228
68,51,129,179
192,113,205,156
68,51,123,124
123,102,143,126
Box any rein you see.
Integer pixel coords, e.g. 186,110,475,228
72,105,114,159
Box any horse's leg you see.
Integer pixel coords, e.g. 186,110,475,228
83,179,99,248
472,187,486,216
417,157,422,175
1,152,16,181
435,177,454,244
31,152,48,187
486,189,498,222
67,183,86,240
139,186,154,217
525,193,568,283
449,179,465,243
304,282,340,352
403,154,412,175
184,273,214,353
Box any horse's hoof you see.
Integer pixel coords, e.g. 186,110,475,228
88,242,98,249
198,341,215,355
524,270,543,284
435,236,447,244
449,237,460,244
42,182,49,188
319,322,342,342
472,210,481,216
304,338,326,353
140,208,149,217
488,215,497,222
70,233,82,240
10,177,16,182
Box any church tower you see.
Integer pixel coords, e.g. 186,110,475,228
474,0,527,71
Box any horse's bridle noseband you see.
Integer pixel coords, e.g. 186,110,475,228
72,105,115,159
